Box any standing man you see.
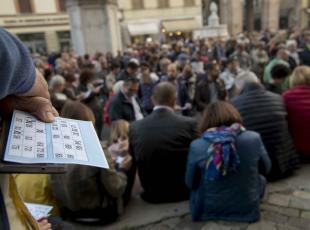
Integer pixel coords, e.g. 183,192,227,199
129,82,198,203
194,61,226,113
109,77,144,122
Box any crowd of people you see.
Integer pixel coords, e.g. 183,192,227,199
1,27,310,229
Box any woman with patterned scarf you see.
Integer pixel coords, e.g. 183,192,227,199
185,101,271,222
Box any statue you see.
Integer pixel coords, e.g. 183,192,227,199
208,2,220,27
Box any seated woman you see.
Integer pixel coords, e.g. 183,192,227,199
185,101,271,222
283,66,310,158
50,101,131,225
108,120,142,199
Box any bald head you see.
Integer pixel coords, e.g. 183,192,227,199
152,82,176,108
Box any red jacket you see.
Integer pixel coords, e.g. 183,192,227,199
283,86,310,154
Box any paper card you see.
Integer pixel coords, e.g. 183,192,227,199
4,110,109,169
25,203,53,220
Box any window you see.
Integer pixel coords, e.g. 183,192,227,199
132,0,144,10
184,0,195,7
17,0,33,13
17,33,46,54
57,0,66,12
57,31,71,52
158,0,169,8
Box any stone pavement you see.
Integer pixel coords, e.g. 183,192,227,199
73,165,310,230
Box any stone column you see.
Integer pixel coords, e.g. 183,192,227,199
45,31,60,52
66,0,122,56
261,0,280,31
300,0,309,29
220,0,243,36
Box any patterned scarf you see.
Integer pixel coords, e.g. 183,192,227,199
203,123,245,180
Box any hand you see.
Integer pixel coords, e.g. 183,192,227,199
108,144,120,157
0,96,58,123
174,105,182,111
37,218,52,230
182,103,192,110
119,154,132,171
18,69,50,100
77,93,86,100
118,139,129,156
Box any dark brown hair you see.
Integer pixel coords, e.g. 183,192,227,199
79,69,95,85
61,101,95,122
199,101,242,133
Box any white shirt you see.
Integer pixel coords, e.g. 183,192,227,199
131,96,144,121
153,105,174,113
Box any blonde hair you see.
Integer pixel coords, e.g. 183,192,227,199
110,120,129,143
290,66,310,88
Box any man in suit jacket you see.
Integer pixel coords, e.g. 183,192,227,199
129,82,198,203
109,77,144,122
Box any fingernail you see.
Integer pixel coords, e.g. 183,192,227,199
46,112,55,121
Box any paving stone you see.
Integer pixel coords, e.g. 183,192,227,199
176,215,205,230
246,221,276,230
160,217,182,229
300,211,310,220
293,190,310,200
142,224,172,230
287,216,310,229
261,204,299,217
267,194,290,207
289,196,310,211
261,211,288,224
274,224,303,230
201,222,241,230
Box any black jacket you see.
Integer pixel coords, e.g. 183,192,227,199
232,83,299,180
194,76,226,112
299,46,310,66
129,108,198,203
109,91,144,122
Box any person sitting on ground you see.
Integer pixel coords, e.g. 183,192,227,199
129,82,198,203
0,27,59,230
232,80,299,180
108,119,138,203
283,66,310,158
50,101,131,225
186,101,271,222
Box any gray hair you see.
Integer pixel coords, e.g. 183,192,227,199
235,71,259,92
49,75,65,89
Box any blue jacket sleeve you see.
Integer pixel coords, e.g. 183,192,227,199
185,140,206,190
0,28,36,99
257,135,272,175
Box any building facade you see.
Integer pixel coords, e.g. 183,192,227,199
1,0,309,54
118,0,202,44
0,0,71,53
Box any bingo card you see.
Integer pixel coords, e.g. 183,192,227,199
4,110,108,168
